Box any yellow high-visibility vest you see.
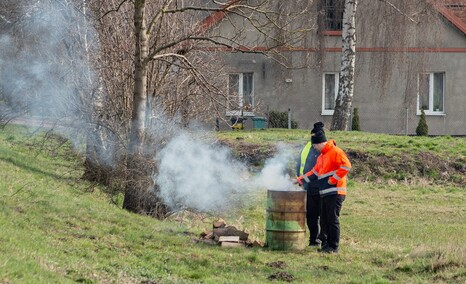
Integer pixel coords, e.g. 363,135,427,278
299,142,312,175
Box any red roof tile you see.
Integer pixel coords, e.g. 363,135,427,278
434,0,466,35
197,0,241,34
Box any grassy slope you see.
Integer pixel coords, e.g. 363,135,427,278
0,126,465,283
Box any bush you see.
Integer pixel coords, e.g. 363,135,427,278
416,109,429,136
267,110,298,129
352,107,361,131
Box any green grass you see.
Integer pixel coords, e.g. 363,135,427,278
219,129,466,185
1,126,465,283
218,129,466,158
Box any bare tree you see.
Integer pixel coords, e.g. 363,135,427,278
91,0,319,216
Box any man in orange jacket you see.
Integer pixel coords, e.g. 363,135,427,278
296,123,351,253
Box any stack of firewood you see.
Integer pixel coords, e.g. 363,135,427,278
195,219,264,248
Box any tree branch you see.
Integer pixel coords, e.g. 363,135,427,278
378,0,420,24
99,0,130,20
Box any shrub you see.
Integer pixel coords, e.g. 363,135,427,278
352,107,361,131
416,109,429,136
267,110,298,129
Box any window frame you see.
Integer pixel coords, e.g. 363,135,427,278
416,72,446,116
322,0,344,33
322,72,339,116
226,72,255,117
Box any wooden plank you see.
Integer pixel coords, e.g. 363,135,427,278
218,236,240,243
221,242,244,248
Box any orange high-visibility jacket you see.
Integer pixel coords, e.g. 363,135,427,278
300,140,352,196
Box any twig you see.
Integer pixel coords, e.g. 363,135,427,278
379,0,420,24
99,0,130,20
11,182,32,197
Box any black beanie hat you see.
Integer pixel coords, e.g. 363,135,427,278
311,122,327,144
311,122,324,133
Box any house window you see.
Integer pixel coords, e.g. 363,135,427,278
227,72,254,116
322,72,339,115
417,72,445,115
324,0,344,31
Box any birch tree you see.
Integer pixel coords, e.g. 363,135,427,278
330,0,357,131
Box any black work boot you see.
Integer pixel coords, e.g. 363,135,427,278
318,246,339,253
309,239,321,247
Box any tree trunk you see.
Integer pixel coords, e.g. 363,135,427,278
331,0,358,131
123,0,150,213
80,0,109,185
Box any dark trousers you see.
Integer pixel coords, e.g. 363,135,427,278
306,192,321,243
320,194,345,249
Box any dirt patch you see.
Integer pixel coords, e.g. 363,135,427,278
267,271,294,282
266,261,287,269
346,149,466,185
218,139,277,168
318,265,329,270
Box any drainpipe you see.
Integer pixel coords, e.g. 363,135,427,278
288,108,291,129
405,108,409,136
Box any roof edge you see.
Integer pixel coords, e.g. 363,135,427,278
197,0,242,34
434,2,466,36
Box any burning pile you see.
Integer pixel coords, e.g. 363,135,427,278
195,219,264,248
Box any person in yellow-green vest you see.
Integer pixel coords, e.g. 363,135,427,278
295,122,324,247
296,122,352,253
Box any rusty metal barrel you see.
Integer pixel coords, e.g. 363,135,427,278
265,189,307,250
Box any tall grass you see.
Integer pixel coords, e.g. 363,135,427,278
1,126,464,283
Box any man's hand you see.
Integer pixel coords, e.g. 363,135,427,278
296,176,305,185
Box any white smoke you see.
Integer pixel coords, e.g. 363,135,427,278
0,1,98,147
156,132,300,213
156,130,251,212
254,143,297,191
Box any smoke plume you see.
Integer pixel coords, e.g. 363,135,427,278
0,1,98,147
156,130,251,212
253,143,297,191
156,131,299,213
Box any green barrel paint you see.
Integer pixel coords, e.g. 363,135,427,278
265,189,307,250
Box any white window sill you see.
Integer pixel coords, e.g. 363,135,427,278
416,111,446,116
321,110,334,116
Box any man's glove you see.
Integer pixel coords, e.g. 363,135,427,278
296,175,311,186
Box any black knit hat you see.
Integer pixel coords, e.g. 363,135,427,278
311,122,327,144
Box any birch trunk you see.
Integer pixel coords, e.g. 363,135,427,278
123,0,150,212
129,0,148,155
331,0,358,131
81,0,108,183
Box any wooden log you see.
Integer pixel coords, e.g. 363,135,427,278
213,226,249,241
199,230,212,238
203,231,214,240
213,218,226,229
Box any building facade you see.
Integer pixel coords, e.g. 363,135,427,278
207,0,466,135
